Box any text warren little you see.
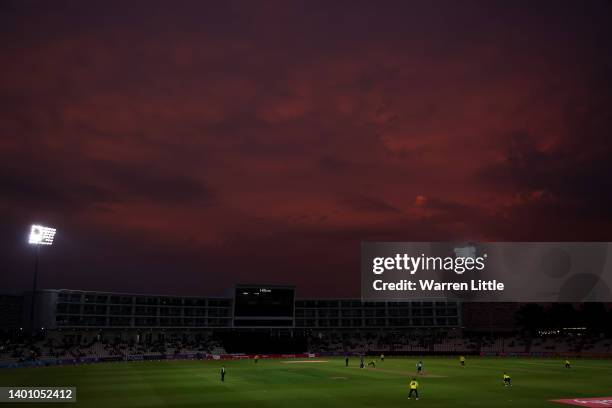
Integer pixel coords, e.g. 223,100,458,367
372,279,505,291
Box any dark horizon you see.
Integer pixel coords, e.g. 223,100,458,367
2,0,612,297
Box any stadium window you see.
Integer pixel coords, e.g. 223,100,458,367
209,299,230,307
169,298,183,306
185,298,205,306
109,317,130,326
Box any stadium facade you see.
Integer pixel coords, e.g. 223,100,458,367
5,287,461,332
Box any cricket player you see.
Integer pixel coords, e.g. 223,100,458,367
416,360,423,375
565,359,571,369
220,366,226,382
254,355,259,364
503,372,512,387
360,355,365,369
368,360,376,368
345,355,349,367
408,378,419,400
460,355,466,367
380,353,385,362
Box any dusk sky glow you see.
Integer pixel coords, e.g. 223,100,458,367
1,0,612,297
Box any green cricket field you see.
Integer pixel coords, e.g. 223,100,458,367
1,357,611,407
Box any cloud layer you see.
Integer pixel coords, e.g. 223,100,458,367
1,0,612,296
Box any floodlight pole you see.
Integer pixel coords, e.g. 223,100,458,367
30,244,40,335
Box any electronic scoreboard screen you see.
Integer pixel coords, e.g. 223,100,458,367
233,285,295,326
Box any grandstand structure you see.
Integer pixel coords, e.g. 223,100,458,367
0,286,466,366
5,288,461,331
2,287,611,368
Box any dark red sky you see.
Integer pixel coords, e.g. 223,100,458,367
1,0,612,297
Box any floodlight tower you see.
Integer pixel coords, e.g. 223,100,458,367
28,225,56,334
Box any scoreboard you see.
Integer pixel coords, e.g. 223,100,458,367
233,285,295,327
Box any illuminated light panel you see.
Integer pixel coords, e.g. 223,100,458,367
29,225,57,245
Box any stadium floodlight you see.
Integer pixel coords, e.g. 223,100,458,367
29,225,56,246
27,224,56,335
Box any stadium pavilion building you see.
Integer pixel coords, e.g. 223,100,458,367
1,286,525,357
7,286,461,332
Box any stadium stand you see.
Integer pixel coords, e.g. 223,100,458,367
2,289,611,367
3,331,612,367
